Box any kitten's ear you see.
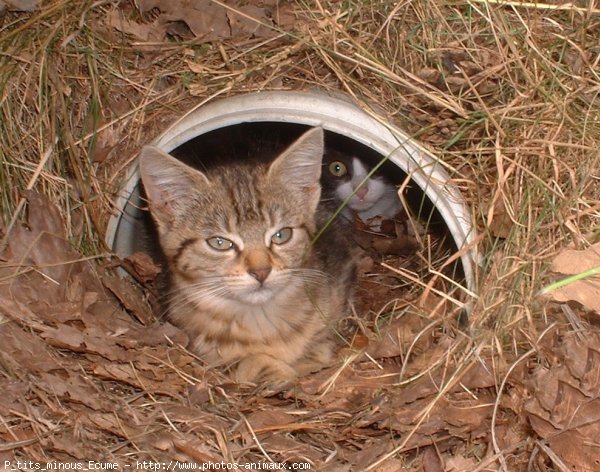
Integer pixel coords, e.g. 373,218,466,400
267,127,324,207
139,146,209,225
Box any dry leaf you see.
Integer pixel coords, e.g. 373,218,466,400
106,9,165,42
445,455,479,471
0,0,40,12
367,312,431,359
353,218,419,256
137,0,230,42
422,446,444,472
488,198,513,239
227,5,274,39
552,242,600,273
124,251,161,284
349,439,400,471
243,409,296,438
261,434,323,463
547,242,600,313
273,2,296,28
0,192,84,305
0,321,60,374
101,270,155,325
525,331,600,471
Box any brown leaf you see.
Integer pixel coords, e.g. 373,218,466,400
552,243,600,275
422,446,444,472
173,439,221,462
367,312,430,359
86,412,139,439
245,409,295,434
124,251,161,284
0,293,45,329
442,393,495,433
273,2,296,29
261,434,324,463
0,322,60,373
445,455,478,471
126,322,189,349
370,231,417,255
353,218,419,256
145,432,175,451
349,439,400,471
101,270,155,325
548,429,600,472
92,360,181,396
37,372,110,411
296,362,398,401
0,380,28,416
27,300,80,324
40,324,84,351
525,331,600,471
227,5,275,39
106,9,165,42
487,198,513,239
0,192,83,305
90,125,120,163
44,433,105,461
457,361,497,390
40,321,133,362
547,242,600,313
138,0,230,42
0,0,40,12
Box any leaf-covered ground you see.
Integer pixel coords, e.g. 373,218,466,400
1,1,599,470
2,191,598,470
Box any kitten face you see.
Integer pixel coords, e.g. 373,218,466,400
139,128,324,309
167,212,312,307
323,154,400,220
328,157,387,212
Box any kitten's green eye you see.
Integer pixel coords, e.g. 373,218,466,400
206,236,234,251
271,227,293,245
328,161,347,177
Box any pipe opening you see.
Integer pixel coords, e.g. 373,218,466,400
114,121,464,289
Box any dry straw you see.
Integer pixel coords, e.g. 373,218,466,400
0,0,599,469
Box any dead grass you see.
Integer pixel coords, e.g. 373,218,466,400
1,0,599,469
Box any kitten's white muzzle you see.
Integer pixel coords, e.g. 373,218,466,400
239,287,276,305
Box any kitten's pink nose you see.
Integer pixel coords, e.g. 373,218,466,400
248,267,271,284
355,185,369,200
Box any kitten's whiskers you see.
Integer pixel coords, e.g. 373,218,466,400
286,268,329,285
166,278,231,312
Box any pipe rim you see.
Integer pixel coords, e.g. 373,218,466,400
107,90,478,293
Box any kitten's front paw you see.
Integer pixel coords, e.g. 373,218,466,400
234,355,297,384
295,343,334,376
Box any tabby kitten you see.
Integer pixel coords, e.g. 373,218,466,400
323,151,401,226
139,128,355,383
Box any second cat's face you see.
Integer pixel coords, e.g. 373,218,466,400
323,154,389,212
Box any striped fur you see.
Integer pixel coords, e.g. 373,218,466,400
139,128,356,383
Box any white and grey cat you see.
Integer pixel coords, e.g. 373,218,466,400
138,128,356,383
323,151,401,226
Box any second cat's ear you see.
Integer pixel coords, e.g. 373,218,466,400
267,127,324,206
139,146,209,226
